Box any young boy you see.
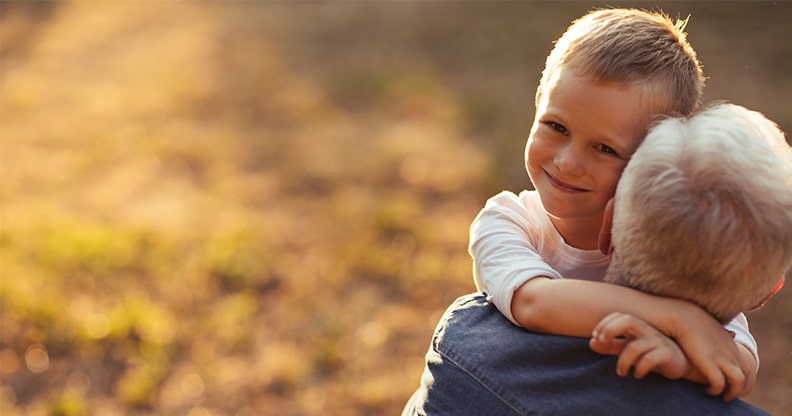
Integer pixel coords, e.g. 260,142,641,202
590,102,792,391
468,8,758,400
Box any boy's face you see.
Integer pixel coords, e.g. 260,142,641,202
526,70,652,233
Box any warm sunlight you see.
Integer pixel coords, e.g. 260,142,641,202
1,1,790,415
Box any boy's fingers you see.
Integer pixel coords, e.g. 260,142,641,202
592,312,625,338
615,338,651,377
623,337,670,379
703,368,726,396
720,362,746,402
589,337,627,355
722,386,739,402
632,347,664,379
699,359,743,400
595,313,641,341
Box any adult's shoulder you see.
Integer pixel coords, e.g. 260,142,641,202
430,293,771,416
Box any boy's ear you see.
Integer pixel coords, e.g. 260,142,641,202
598,198,615,256
748,277,785,312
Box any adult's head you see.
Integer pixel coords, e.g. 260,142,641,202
605,103,792,323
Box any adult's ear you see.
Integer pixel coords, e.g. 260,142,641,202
598,198,615,256
747,277,785,312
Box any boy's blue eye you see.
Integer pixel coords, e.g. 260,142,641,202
547,122,568,135
597,144,619,156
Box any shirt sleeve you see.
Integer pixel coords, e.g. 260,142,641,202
469,192,562,325
724,312,759,371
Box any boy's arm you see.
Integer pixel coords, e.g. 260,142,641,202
590,312,757,400
511,277,749,399
469,192,563,322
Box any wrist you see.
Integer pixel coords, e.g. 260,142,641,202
653,297,701,339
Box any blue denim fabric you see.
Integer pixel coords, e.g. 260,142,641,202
402,293,770,416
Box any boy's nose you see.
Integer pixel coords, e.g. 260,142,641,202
553,144,585,176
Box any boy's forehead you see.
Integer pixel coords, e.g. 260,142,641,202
543,66,673,116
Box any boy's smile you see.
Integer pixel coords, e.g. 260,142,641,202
543,168,589,193
526,69,653,248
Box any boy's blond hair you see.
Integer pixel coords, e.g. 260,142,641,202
606,103,792,323
538,8,704,117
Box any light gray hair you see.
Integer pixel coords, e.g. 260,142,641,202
606,103,792,323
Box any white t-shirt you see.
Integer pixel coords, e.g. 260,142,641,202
469,190,758,363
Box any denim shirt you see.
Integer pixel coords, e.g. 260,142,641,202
402,293,770,416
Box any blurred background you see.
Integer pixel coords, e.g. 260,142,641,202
1,1,790,415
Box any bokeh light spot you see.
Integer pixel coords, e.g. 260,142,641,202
180,372,205,399
86,313,111,339
358,320,388,347
25,344,49,374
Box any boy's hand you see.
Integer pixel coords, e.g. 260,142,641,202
667,305,749,401
592,307,754,402
590,312,689,380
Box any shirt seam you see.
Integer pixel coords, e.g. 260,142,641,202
434,345,527,416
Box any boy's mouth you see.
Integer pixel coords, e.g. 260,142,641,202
544,170,589,193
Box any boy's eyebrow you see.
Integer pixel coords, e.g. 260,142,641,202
536,109,562,121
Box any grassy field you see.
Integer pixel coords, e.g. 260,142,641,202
1,1,790,415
